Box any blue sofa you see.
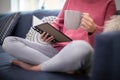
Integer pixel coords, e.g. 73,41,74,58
0,9,120,80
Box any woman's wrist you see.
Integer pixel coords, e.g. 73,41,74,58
88,27,96,35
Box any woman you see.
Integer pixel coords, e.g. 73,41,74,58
2,0,116,73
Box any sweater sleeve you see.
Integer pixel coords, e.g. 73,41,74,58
52,0,70,30
89,0,116,46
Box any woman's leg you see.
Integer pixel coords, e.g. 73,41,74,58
41,40,94,72
2,36,58,65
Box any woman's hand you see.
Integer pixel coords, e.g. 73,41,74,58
12,60,41,71
41,32,55,43
81,13,96,33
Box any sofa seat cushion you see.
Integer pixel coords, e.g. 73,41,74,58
0,53,89,80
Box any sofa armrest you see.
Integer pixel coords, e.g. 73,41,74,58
92,31,120,80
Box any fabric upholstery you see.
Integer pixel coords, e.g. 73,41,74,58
12,10,59,38
0,46,4,53
0,14,8,19
92,31,120,80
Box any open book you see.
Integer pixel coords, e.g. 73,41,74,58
33,23,72,43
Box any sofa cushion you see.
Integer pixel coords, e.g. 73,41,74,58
0,12,20,45
0,52,89,80
13,10,59,38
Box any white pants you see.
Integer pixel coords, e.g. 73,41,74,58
2,36,94,72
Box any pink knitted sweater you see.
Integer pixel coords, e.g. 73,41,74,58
52,0,116,51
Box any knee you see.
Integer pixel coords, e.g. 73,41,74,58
71,40,87,44
70,40,94,63
70,40,94,54
2,36,16,51
3,36,16,45
70,40,91,48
